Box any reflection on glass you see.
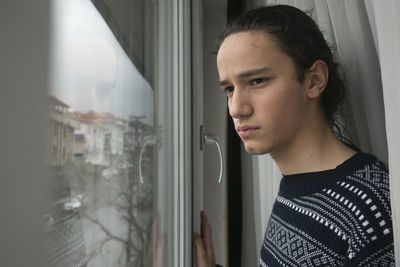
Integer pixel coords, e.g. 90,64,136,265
46,0,159,266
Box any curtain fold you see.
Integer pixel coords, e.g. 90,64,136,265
372,0,400,264
343,0,387,160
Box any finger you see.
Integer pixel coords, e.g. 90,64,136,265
151,219,158,248
201,211,215,254
155,233,166,267
200,211,210,238
193,233,206,259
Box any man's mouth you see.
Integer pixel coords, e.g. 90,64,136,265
236,125,259,138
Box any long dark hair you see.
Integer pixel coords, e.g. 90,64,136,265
217,5,357,149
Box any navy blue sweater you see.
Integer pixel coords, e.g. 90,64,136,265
260,152,395,266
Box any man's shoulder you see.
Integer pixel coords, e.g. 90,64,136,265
342,152,390,202
329,152,394,260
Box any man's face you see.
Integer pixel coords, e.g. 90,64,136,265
217,31,309,155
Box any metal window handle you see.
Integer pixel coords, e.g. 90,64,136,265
200,126,224,183
138,134,157,184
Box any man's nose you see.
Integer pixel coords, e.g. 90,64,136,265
228,89,252,119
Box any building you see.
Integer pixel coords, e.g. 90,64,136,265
49,96,80,166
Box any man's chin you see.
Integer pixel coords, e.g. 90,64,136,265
243,143,269,155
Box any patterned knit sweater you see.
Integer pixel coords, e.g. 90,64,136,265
260,152,395,266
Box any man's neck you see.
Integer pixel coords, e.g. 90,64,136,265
270,122,357,176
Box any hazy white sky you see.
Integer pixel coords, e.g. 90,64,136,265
49,0,154,125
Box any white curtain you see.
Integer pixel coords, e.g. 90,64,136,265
244,0,400,265
372,0,400,265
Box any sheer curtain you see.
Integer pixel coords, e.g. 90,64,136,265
244,0,399,265
372,0,400,265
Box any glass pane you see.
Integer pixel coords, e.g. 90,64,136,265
46,0,177,266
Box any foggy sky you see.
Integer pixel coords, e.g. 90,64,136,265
48,0,154,125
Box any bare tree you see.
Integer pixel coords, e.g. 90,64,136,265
82,116,155,267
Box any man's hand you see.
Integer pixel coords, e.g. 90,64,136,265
193,211,216,267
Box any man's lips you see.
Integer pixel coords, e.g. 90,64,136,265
236,126,259,138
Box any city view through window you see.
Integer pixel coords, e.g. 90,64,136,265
46,1,159,266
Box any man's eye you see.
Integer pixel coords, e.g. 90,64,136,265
251,78,267,86
224,86,234,94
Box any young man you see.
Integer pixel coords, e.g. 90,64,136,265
193,5,395,267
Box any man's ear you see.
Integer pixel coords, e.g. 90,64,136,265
306,60,328,99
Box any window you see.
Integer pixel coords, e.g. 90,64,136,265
46,0,190,266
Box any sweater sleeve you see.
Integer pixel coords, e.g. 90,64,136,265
346,234,395,266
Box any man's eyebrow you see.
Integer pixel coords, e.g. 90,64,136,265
237,66,272,77
219,66,272,86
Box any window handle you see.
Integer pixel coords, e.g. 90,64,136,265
138,134,157,184
200,126,224,183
